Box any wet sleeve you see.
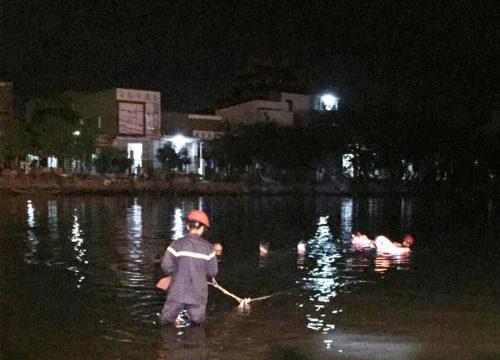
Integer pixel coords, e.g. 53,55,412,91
161,246,177,275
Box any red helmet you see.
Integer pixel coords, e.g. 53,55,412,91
186,210,210,228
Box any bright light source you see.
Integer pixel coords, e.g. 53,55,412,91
170,134,189,150
321,94,339,111
73,130,81,136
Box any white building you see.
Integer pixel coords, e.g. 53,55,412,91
74,87,162,172
215,92,339,127
161,112,227,176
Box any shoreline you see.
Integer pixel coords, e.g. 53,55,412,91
1,173,497,198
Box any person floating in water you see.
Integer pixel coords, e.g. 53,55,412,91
159,210,218,326
351,232,376,250
351,232,415,255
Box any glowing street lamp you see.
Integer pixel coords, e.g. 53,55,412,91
170,134,189,151
162,134,204,176
320,94,339,111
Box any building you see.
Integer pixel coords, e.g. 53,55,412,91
74,88,162,172
213,61,339,127
215,91,339,127
162,112,226,139
161,112,227,175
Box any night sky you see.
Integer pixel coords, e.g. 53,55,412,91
1,1,498,112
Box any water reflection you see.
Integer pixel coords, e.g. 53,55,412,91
68,208,88,288
24,200,39,264
171,208,184,240
126,199,144,268
400,197,415,234
47,200,61,265
128,198,143,241
298,197,416,337
374,253,411,273
339,198,354,241
366,198,384,232
2,195,497,359
158,325,207,360
299,215,343,334
115,198,145,288
171,198,207,241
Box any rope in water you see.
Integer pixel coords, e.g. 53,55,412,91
209,278,294,307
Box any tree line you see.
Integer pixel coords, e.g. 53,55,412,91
206,104,499,192
1,101,498,192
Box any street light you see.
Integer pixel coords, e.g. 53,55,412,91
320,94,339,111
170,134,189,151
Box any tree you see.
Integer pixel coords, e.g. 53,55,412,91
28,106,96,167
207,120,347,182
345,104,420,181
94,147,132,175
71,118,97,166
156,144,185,172
0,118,31,166
207,133,252,180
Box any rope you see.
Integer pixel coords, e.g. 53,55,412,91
209,278,246,304
209,278,294,307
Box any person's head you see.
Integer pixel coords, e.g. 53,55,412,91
259,241,270,256
186,210,210,234
402,234,415,247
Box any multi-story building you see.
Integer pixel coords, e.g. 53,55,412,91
74,88,162,171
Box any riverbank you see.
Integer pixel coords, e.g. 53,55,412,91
0,171,497,197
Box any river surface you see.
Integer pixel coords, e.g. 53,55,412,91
1,194,498,360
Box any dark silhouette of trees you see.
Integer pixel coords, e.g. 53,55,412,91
156,144,188,173
0,117,31,165
94,147,132,175
27,106,96,167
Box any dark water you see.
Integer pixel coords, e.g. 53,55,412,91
1,194,498,360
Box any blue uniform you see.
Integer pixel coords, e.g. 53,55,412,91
160,233,218,324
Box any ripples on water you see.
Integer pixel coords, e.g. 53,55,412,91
1,194,497,359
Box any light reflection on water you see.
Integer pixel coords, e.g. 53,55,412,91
296,197,414,339
18,196,415,338
299,215,343,333
24,200,39,264
2,195,497,359
68,208,88,288
171,208,185,240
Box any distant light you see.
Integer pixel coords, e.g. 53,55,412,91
73,130,81,136
170,134,189,150
321,94,339,111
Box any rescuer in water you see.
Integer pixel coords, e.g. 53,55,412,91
159,210,218,326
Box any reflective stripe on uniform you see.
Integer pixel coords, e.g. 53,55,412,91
167,246,215,261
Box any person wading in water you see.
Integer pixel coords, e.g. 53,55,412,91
159,210,218,326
